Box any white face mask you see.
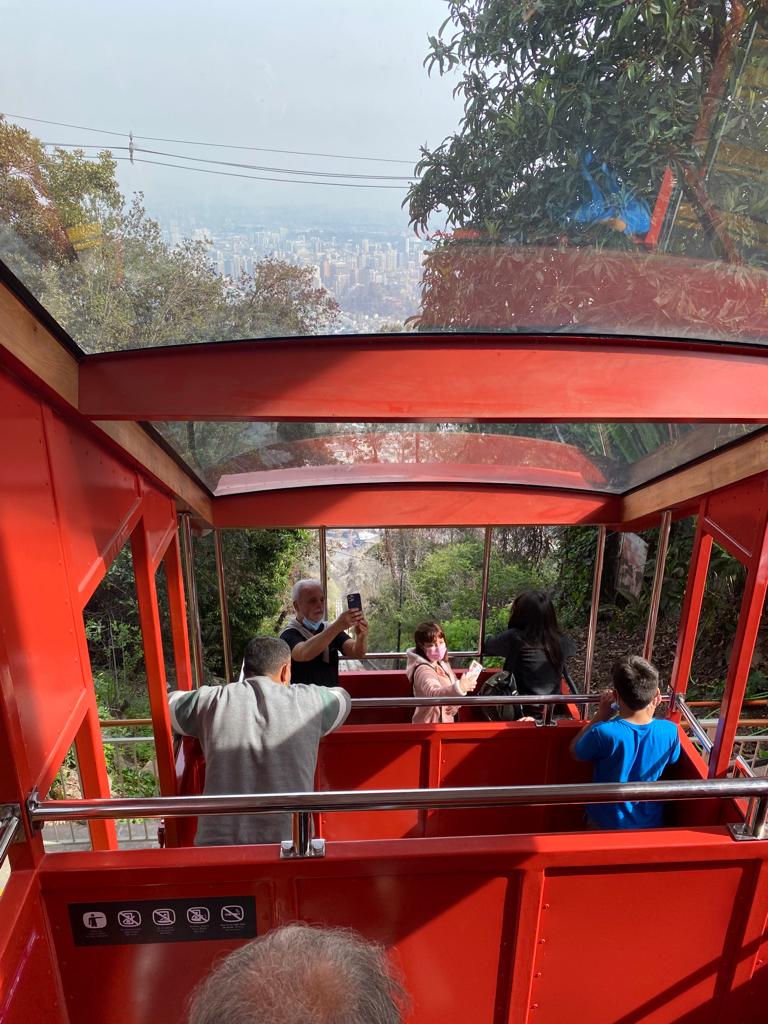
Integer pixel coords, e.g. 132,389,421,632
302,617,323,631
424,641,446,663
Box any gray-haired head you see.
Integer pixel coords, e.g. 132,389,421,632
291,578,323,604
187,923,408,1024
242,636,291,678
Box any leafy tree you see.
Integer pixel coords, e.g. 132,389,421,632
0,117,340,351
408,1,760,243
193,528,314,680
406,2,768,336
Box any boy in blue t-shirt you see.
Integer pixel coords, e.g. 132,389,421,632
571,655,681,829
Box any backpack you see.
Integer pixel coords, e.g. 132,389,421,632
477,670,521,722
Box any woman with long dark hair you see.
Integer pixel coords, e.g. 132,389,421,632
482,590,574,717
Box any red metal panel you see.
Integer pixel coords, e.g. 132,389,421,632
296,871,511,1023
533,862,755,1024
317,730,428,839
0,376,90,789
39,829,768,1024
214,485,620,528
702,476,768,563
78,333,768,423
43,408,142,608
0,871,67,1023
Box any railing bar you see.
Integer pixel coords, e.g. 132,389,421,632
676,697,713,755
349,694,671,708
100,719,154,728
0,812,20,865
28,777,768,824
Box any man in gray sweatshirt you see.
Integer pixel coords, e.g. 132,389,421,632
168,636,350,846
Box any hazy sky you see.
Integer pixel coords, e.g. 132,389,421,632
1,0,462,227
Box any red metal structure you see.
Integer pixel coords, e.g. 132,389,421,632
3,257,768,1023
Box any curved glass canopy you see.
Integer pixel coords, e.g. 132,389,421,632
2,2,768,352
154,421,764,497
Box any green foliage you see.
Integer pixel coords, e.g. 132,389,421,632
408,1,761,243
193,528,314,679
0,117,339,352
554,526,600,630
367,533,555,654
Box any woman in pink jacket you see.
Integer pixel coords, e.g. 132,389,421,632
405,621,478,724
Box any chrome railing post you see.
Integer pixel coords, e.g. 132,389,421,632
0,805,21,865
752,797,768,840
584,526,606,693
280,810,325,859
644,511,672,662
213,529,234,682
179,512,205,688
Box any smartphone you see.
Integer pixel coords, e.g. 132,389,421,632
346,592,363,612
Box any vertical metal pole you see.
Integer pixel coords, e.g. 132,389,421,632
643,510,672,662
751,796,768,840
179,512,204,688
670,510,712,714
584,526,606,693
293,810,313,857
477,526,493,656
213,529,233,682
319,526,328,618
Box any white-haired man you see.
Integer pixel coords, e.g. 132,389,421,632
280,578,368,687
187,923,408,1024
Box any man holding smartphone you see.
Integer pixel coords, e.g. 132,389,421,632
280,579,369,686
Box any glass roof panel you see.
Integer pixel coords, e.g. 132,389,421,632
153,422,765,497
3,4,768,350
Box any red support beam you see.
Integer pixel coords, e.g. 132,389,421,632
670,513,713,712
163,531,194,694
709,512,768,777
73,699,118,851
130,523,178,808
79,335,768,423
213,484,621,529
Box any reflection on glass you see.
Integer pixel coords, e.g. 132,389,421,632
154,420,763,496
3,5,768,348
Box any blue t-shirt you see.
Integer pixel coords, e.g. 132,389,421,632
574,718,681,829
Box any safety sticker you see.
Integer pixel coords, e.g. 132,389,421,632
69,896,257,945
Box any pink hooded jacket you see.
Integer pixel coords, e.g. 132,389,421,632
405,647,465,724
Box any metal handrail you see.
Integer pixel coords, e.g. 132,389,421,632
348,694,671,708
677,696,714,753
0,807,21,866
354,651,480,661
27,777,768,825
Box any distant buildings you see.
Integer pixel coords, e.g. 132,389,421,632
162,218,427,332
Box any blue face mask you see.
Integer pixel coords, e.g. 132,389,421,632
302,617,323,631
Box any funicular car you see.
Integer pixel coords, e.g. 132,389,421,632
5,3,768,1023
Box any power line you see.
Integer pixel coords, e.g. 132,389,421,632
42,142,416,181
3,112,415,165
108,155,409,189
